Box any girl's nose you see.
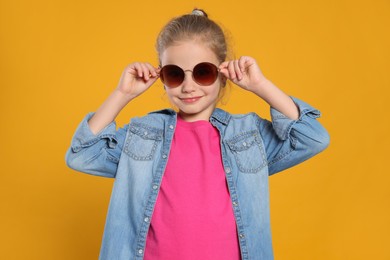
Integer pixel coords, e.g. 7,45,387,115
181,72,196,93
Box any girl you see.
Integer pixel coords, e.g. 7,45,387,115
66,9,329,260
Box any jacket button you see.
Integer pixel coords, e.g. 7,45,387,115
144,217,150,222
138,249,143,255
239,233,245,239
162,154,167,159
225,167,231,174
233,201,238,206
169,125,174,129
152,184,158,190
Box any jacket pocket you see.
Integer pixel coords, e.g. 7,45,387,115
226,130,267,173
123,124,163,161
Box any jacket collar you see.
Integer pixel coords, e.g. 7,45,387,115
148,108,231,125
210,108,231,125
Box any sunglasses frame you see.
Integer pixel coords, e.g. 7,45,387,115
159,62,220,88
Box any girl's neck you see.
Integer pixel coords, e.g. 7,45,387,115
178,110,213,122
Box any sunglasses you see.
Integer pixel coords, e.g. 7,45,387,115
159,62,219,88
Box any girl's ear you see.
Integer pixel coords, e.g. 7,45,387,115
220,75,227,87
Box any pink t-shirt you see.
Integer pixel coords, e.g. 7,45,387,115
144,116,240,260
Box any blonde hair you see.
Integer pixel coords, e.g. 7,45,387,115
156,9,228,63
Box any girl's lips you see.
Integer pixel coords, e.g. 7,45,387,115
180,96,202,103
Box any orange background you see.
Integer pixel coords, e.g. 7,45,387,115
1,0,389,259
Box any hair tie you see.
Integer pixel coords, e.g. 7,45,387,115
191,9,207,17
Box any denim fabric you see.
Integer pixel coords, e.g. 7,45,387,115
65,97,329,260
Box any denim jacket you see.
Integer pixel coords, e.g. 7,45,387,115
65,97,329,260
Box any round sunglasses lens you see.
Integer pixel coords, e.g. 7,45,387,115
160,65,184,88
193,62,218,86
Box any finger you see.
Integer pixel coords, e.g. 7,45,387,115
219,61,229,70
234,60,242,80
218,62,229,78
138,63,150,81
228,61,236,80
238,56,247,72
239,56,254,72
130,62,143,78
156,66,161,75
144,63,158,78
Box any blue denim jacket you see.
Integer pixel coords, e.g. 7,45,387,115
65,97,329,260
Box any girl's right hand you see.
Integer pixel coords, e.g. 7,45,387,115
116,62,160,100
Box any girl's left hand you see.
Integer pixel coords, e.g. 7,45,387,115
219,56,267,92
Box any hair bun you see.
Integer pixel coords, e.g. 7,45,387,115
191,8,208,18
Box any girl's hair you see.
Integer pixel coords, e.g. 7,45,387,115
156,9,228,63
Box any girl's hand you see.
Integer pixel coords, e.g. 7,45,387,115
116,62,160,100
219,56,268,93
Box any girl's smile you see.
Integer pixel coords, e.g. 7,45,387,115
179,96,203,103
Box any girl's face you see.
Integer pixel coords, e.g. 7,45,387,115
160,40,223,122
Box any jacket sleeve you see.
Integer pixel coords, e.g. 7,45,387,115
256,97,330,175
65,112,128,178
